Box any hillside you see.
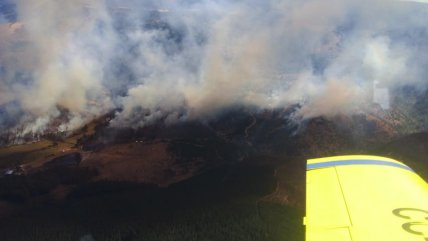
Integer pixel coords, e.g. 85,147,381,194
0,107,426,240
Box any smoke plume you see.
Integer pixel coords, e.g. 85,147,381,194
1,0,428,136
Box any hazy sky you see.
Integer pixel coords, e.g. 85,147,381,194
0,0,428,135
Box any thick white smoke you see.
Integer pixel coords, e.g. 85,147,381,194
0,0,427,135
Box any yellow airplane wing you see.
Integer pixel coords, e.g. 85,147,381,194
305,155,428,241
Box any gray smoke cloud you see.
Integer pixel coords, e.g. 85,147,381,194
0,0,428,136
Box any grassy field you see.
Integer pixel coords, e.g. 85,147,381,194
0,122,98,170
0,140,60,168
